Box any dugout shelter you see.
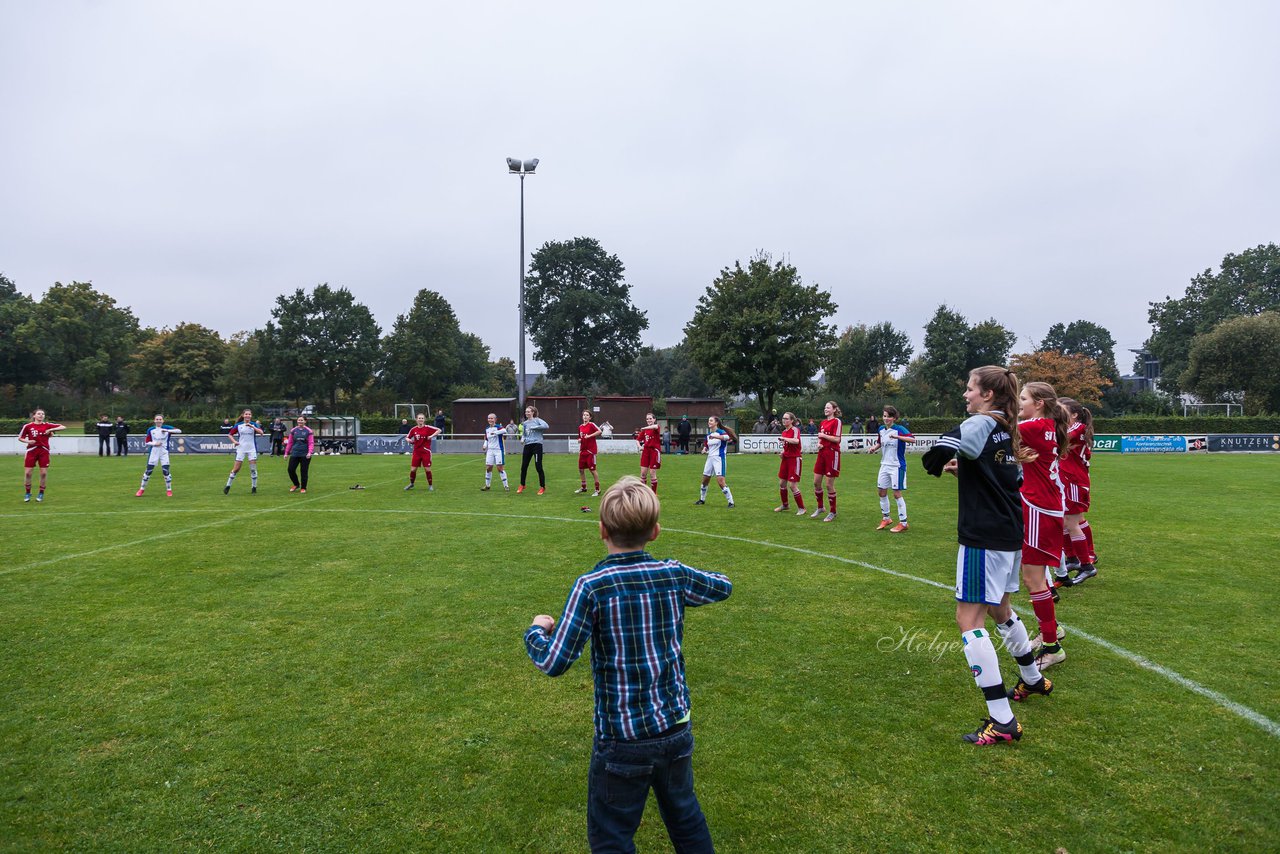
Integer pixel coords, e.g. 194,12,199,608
593,396,654,436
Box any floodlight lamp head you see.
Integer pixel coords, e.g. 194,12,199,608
522,158,539,173
506,157,522,173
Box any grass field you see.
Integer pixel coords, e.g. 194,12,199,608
2,449,1278,852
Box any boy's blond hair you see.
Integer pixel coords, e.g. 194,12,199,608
599,476,660,549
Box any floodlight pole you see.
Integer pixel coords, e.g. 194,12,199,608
518,171,526,410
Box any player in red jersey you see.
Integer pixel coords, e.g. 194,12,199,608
810,401,843,522
1058,398,1098,585
18,408,66,502
1012,382,1069,677
774,412,807,515
403,412,441,491
575,410,602,496
638,412,662,493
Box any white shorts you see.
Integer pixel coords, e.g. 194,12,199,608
235,446,258,462
485,449,505,467
877,465,906,491
147,449,171,467
954,546,1021,605
702,456,725,478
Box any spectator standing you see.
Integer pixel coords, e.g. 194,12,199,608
805,418,818,436
752,415,768,434
865,416,879,435
601,420,614,439
219,418,234,435
434,409,447,449
95,415,113,456
676,415,692,454
270,418,286,457
114,417,129,456
661,427,671,454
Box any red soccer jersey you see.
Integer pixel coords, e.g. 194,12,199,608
18,422,63,450
1017,417,1064,512
1060,422,1091,487
406,425,439,446
639,425,662,451
578,423,600,454
819,418,842,450
781,426,802,458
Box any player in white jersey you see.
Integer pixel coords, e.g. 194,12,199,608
866,406,916,532
224,409,264,494
136,415,182,497
480,412,510,491
695,415,736,508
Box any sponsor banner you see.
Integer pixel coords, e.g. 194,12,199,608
1186,435,1208,452
358,434,409,454
180,435,270,454
1120,435,1187,453
738,435,944,455
1207,434,1280,453
1092,434,1122,453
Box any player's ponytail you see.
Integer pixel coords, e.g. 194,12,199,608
1060,398,1095,445
969,366,1035,463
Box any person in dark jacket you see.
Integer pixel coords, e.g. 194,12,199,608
284,416,315,493
96,415,113,456
270,418,286,456
114,417,129,456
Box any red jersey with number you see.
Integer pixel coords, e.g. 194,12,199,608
18,422,63,450
578,423,600,453
1017,418,1064,513
781,426,802,459
1059,422,1091,487
819,418,842,450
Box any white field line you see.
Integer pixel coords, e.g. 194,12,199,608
5,497,1278,739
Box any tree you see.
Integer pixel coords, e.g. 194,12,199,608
825,322,913,399
1040,320,1119,381
683,252,838,417
0,274,42,388
19,281,141,394
1009,350,1110,406
918,305,1017,414
382,289,464,404
263,284,381,408
129,323,227,401
523,237,648,392
1180,312,1280,414
220,330,271,404
1145,243,1280,395
615,343,716,399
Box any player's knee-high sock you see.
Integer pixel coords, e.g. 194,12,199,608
499,470,509,488
38,472,47,492
896,497,907,522
1081,520,1096,562
141,464,154,489
409,467,417,484
1029,588,1058,649
879,495,890,519
792,488,805,509
650,477,658,494
962,629,1013,724
226,470,237,488
996,611,1044,685
250,464,258,488
485,471,492,487
1068,531,1087,561
722,485,733,504
814,488,824,510
162,465,172,489
581,475,588,490
827,493,837,514
425,470,432,486
699,484,708,501
779,487,789,507
24,472,32,492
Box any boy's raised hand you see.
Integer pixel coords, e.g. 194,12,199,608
532,615,555,632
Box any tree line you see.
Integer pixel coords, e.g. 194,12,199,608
2,241,1276,418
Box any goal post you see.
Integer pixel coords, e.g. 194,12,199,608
1182,402,1242,417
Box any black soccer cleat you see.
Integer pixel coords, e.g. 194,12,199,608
694,499,705,505
1008,675,1053,702
223,485,230,495
962,716,1022,745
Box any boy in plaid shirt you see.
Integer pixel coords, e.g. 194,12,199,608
525,475,732,852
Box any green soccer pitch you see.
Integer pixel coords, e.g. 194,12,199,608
2,451,1277,852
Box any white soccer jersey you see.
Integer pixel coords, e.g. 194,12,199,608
878,424,911,470
146,426,181,463
231,421,261,460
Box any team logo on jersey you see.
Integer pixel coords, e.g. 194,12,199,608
969,664,982,677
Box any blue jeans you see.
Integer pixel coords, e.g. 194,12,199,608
587,723,713,853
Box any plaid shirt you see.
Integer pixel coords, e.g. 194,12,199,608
525,550,732,741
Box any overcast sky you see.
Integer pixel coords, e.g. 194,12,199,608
3,1,1277,376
